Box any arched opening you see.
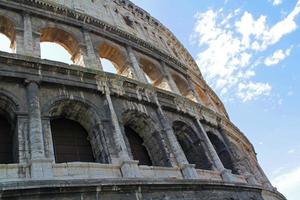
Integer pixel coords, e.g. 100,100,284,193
0,16,16,53
139,56,171,91
124,125,152,166
98,43,133,78
122,111,171,167
40,28,82,65
50,118,95,163
44,99,110,164
0,115,13,164
40,42,73,64
171,72,196,101
207,131,238,174
173,121,212,170
101,58,117,74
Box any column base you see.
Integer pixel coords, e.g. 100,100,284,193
120,160,141,178
180,164,199,179
221,169,235,182
30,159,53,179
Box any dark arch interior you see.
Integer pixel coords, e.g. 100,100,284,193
173,122,212,170
0,115,13,164
50,118,95,163
207,132,238,174
124,125,152,166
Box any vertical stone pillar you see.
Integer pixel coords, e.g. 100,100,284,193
15,29,24,55
103,83,141,178
82,31,103,70
23,14,34,56
186,77,202,103
160,61,180,94
41,117,55,162
153,95,199,179
194,118,234,182
126,46,148,83
26,80,53,179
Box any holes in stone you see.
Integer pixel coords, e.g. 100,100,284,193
51,118,95,163
124,125,152,166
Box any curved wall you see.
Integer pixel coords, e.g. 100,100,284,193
0,0,285,199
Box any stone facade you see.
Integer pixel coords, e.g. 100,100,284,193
0,0,285,199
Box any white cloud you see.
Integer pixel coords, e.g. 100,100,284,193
272,166,300,200
237,82,272,102
272,0,282,6
264,47,292,66
288,149,296,154
191,1,300,101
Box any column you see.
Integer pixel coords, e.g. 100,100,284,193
26,80,53,179
82,31,103,70
187,77,202,103
160,61,180,94
194,118,234,182
23,14,34,56
126,46,148,83
104,83,141,178
154,95,199,179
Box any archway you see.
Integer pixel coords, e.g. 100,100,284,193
0,115,13,164
43,98,110,164
124,125,152,166
207,131,238,174
173,121,212,170
51,118,95,163
40,27,82,65
122,110,171,167
0,16,16,53
98,43,133,78
139,56,171,91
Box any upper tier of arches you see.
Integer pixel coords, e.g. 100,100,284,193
0,5,228,118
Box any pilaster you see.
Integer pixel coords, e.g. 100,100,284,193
25,80,53,179
194,118,234,182
153,95,199,179
82,31,103,70
104,83,141,178
160,61,180,94
126,46,148,83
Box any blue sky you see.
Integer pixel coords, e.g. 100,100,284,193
129,0,300,199
0,0,299,199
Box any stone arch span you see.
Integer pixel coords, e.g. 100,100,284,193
42,97,110,164
0,91,20,164
40,27,83,65
121,110,172,167
0,15,16,51
172,120,212,170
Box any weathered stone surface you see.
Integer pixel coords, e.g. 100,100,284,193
0,0,285,199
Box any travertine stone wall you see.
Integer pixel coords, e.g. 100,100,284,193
0,0,285,199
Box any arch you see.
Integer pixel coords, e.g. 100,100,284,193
50,118,95,163
98,42,128,73
124,125,152,166
138,55,171,91
0,15,16,52
207,131,238,174
43,97,110,164
40,27,83,65
122,110,171,167
171,72,196,101
0,92,19,164
172,121,212,170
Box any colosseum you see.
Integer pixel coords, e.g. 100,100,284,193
0,0,286,199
